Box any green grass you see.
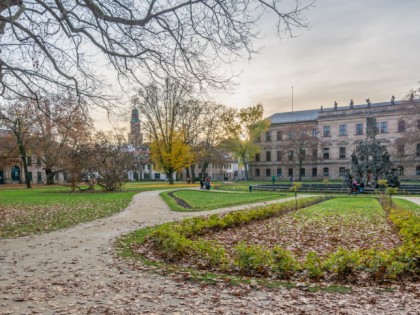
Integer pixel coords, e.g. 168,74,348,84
0,183,191,238
294,197,384,219
160,190,288,211
393,198,420,215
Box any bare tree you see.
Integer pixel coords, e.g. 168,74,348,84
1,1,311,109
73,130,133,191
282,123,318,181
31,95,92,184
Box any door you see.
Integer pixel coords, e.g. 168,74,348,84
11,166,20,182
0,171,4,184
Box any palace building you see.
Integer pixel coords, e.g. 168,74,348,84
250,99,420,180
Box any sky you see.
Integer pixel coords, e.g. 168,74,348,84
212,0,420,117
95,0,420,130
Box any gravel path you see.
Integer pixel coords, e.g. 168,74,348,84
0,191,419,314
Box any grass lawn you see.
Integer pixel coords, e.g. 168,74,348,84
160,189,289,211
0,182,190,238
393,198,420,215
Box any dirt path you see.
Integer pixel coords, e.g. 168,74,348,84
0,191,419,314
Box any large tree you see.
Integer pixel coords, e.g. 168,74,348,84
134,79,195,184
31,95,92,184
0,100,35,188
221,104,270,180
1,0,310,108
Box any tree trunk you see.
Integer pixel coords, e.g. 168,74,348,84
16,135,31,188
45,167,55,185
167,168,174,184
201,161,209,179
242,155,249,180
298,159,303,181
185,167,190,183
190,164,196,183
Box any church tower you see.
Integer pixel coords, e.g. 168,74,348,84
128,107,142,148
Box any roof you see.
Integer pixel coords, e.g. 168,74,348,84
268,100,408,124
268,109,319,124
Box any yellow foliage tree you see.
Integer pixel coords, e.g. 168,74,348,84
151,131,194,184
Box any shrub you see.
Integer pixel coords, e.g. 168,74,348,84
271,246,300,278
323,248,361,278
234,242,273,276
303,251,324,280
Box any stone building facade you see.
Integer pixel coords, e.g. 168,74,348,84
250,99,420,180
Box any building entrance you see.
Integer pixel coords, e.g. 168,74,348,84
11,166,20,182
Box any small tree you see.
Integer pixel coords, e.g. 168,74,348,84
385,187,398,210
69,130,133,191
289,182,302,209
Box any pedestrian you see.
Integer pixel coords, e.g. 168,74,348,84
199,178,204,190
290,176,294,184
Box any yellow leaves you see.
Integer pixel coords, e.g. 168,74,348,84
150,131,194,173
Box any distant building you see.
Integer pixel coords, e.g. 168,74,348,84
127,108,173,181
250,99,420,180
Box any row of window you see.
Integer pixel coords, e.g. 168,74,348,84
261,119,420,141
256,143,420,162
26,156,42,167
255,165,416,178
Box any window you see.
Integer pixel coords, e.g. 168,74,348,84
276,151,282,161
266,132,271,142
255,153,260,162
397,166,404,176
417,144,420,157
37,171,42,183
154,173,161,179
55,172,59,180
417,166,420,176
27,156,32,166
288,150,294,161
398,120,406,133
255,169,260,177
312,149,318,160
339,124,347,136
28,172,33,182
277,168,282,177
323,147,329,159
288,168,293,177
266,168,271,176
266,151,271,161
36,158,41,167
356,123,363,135
300,168,305,177
255,135,261,142
339,147,346,159
323,126,330,137
63,172,68,181
397,144,405,157
312,168,317,177
276,131,282,141
323,167,329,177
312,129,318,137
380,122,387,133
339,167,346,176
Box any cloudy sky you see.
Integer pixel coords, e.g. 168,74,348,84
213,0,420,117
95,0,420,130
